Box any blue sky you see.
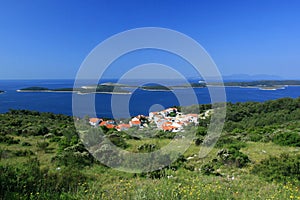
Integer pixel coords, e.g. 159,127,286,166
0,0,300,79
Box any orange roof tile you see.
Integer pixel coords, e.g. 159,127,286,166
106,124,115,129
89,118,100,123
163,126,175,131
99,121,106,126
119,124,131,128
131,120,141,125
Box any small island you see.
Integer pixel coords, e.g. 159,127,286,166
140,85,172,91
0,90,5,94
208,80,300,90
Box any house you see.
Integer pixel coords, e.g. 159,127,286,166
99,120,116,129
185,114,199,124
161,121,183,132
129,117,141,127
116,123,131,131
89,118,102,126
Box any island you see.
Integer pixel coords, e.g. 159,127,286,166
208,80,300,90
140,85,172,91
18,85,131,94
0,90,4,94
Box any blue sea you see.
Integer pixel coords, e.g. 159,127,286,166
0,79,299,118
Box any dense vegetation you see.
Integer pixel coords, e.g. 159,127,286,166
0,97,299,199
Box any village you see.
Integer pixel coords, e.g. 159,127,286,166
89,107,212,133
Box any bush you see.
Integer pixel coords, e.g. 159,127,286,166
36,141,49,152
52,143,94,168
107,134,128,149
21,141,32,146
14,149,34,157
272,132,300,147
252,153,300,183
0,135,20,145
217,148,250,168
137,143,157,153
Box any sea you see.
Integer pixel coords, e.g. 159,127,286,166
0,79,299,119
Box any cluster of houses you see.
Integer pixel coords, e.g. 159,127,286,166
89,107,200,133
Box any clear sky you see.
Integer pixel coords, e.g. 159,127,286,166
0,0,300,79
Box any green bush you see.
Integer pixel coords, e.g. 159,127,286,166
14,149,34,157
0,135,20,145
137,143,157,153
272,132,300,147
21,141,32,146
217,148,250,168
252,153,300,183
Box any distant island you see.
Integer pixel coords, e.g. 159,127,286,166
18,85,131,94
209,80,300,90
0,90,4,94
140,85,172,91
17,82,207,94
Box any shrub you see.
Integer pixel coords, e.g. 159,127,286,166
252,153,300,183
36,141,49,152
0,135,20,145
52,143,94,168
14,149,34,157
137,143,157,153
217,148,250,168
21,141,32,146
107,134,128,149
272,132,300,147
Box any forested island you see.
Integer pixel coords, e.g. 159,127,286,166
1,97,300,199
16,82,206,93
140,85,172,91
18,85,131,94
212,80,300,89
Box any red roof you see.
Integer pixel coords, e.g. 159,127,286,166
89,118,101,123
131,120,141,125
99,121,106,126
162,126,175,131
106,124,115,129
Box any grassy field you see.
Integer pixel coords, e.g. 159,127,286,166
1,133,300,199
1,98,300,199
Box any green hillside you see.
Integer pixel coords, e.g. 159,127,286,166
1,97,300,199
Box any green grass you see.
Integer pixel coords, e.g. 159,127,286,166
241,141,300,163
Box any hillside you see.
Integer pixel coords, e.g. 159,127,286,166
1,97,300,199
